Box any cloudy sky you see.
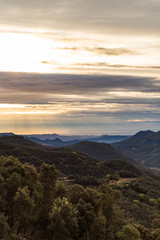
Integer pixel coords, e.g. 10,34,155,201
0,0,159,134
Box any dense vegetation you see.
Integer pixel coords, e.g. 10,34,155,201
1,135,160,239
66,141,143,169
68,141,129,161
1,156,160,240
0,136,141,186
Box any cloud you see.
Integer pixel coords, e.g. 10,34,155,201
0,72,160,94
0,71,159,132
0,71,159,134
0,0,159,134
126,118,160,123
53,47,136,55
0,72,159,107
86,47,136,55
0,0,160,35
73,62,160,69
0,72,159,95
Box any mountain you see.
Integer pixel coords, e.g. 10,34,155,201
0,132,15,136
114,130,154,146
70,141,130,161
23,133,131,143
0,135,142,184
67,141,143,170
0,135,39,147
27,136,79,147
113,130,160,168
23,133,96,141
0,134,148,170
85,134,130,143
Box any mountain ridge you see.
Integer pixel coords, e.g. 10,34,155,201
113,130,160,168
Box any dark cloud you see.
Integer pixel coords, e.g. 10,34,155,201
70,110,160,116
102,98,160,105
0,72,159,96
0,72,159,109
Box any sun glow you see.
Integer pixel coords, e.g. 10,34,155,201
0,33,54,73
0,103,68,118
0,31,160,76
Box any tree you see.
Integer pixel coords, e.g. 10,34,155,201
91,215,106,240
117,225,141,240
49,197,79,240
54,181,67,199
69,184,88,205
39,163,57,201
0,214,12,240
76,199,96,239
14,186,35,234
38,164,57,238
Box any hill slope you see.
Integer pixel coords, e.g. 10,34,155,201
0,135,142,185
113,130,160,167
0,135,40,147
69,141,143,169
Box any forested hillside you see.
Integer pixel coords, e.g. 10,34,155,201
0,135,142,185
0,135,160,239
68,141,143,169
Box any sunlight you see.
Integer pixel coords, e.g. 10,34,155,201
0,103,68,118
0,31,159,76
0,33,53,73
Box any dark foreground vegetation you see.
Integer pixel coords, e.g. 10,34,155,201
1,156,160,240
0,135,160,239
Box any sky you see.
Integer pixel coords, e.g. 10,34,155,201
0,0,160,135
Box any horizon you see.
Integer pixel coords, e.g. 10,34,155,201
0,0,160,133
0,129,158,136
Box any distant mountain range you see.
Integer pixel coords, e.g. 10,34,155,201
0,132,131,145
26,136,79,147
23,133,95,141
23,134,131,147
113,130,160,168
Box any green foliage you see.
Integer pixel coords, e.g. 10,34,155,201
55,181,67,198
91,215,106,240
49,197,79,240
117,225,141,240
